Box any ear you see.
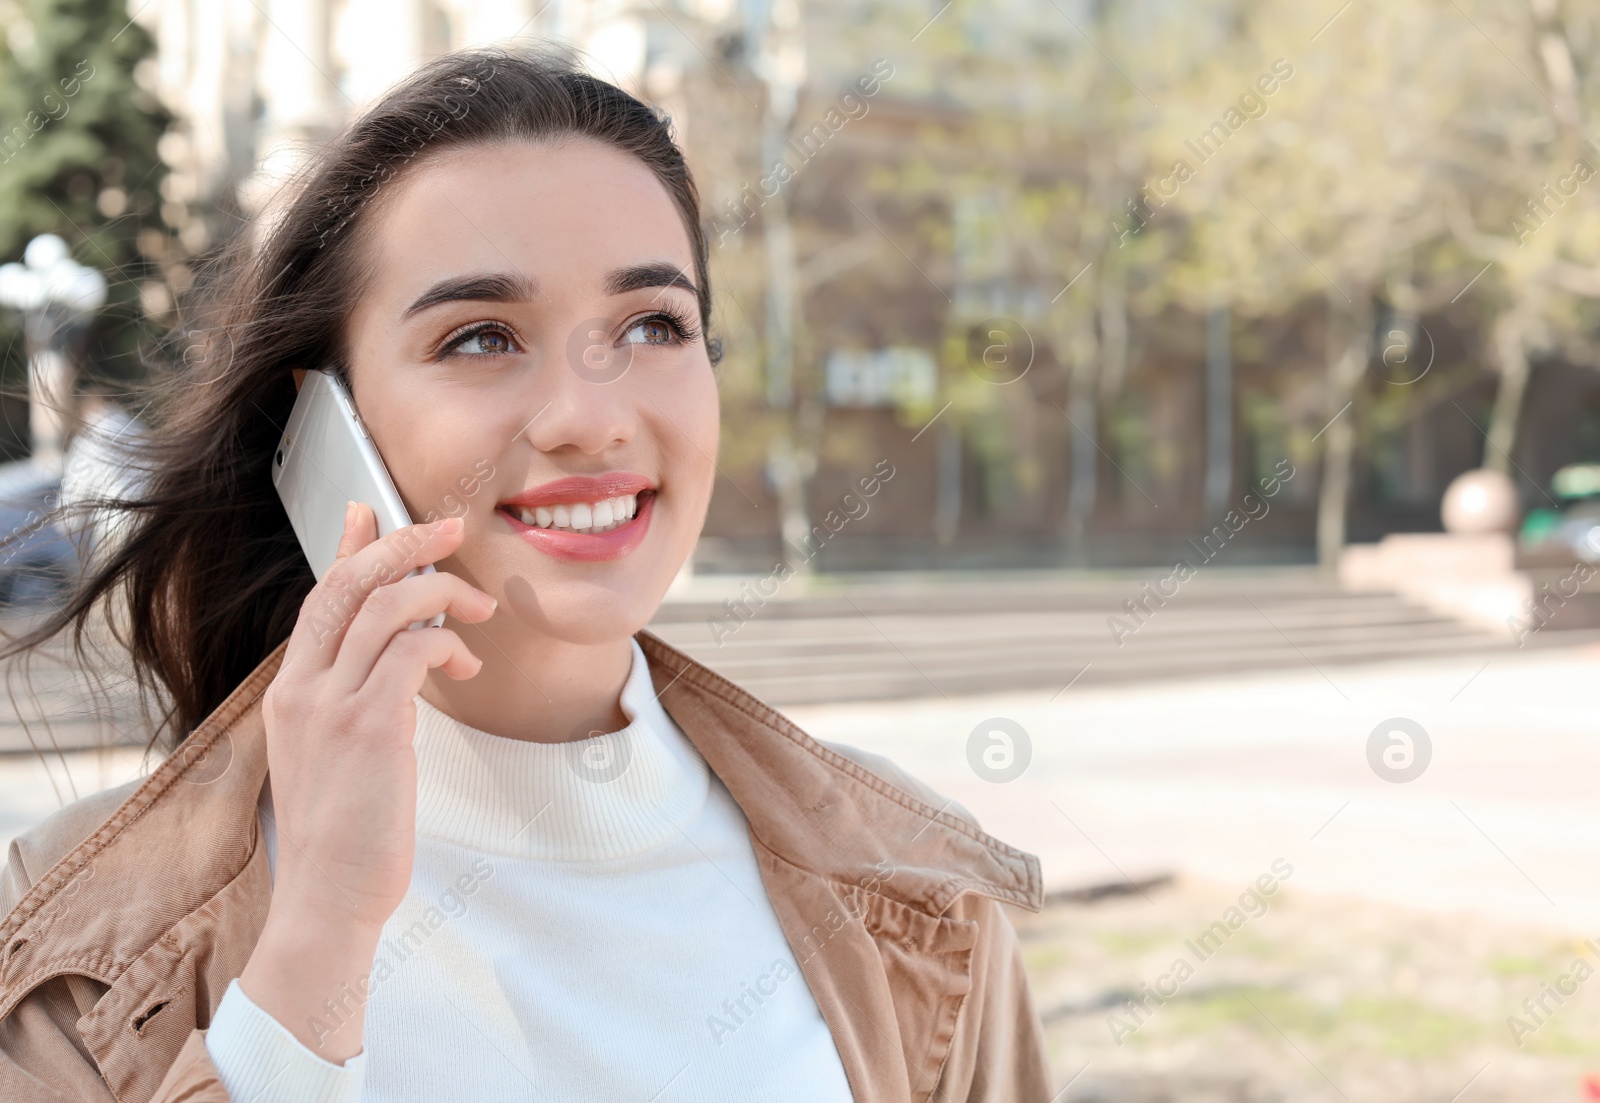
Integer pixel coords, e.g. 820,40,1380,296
292,369,307,393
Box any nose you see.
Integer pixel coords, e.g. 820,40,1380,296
519,324,639,455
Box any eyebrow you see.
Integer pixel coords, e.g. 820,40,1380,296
604,262,698,297
403,272,537,319
402,262,698,321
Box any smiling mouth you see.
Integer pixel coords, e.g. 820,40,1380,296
500,491,652,534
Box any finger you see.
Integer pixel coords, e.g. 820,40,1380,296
332,500,375,564
330,571,495,691
362,626,483,711
295,518,466,658
316,502,376,654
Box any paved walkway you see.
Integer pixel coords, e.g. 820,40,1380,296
5,643,1598,938
782,639,1600,936
1,744,149,855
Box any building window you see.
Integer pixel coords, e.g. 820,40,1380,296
823,347,937,407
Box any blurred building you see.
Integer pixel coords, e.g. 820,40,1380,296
124,1,1600,574
131,0,702,251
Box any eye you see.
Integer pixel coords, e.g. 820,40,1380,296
617,302,700,345
441,322,520,357
621,316,678,346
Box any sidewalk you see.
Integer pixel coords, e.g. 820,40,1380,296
782,639,1600,936
4,642,1597,939
0,745,148,854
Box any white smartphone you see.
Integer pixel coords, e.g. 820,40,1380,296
271,369,445,630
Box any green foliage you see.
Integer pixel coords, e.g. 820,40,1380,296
1171,986,1492,1060
0,0,173,395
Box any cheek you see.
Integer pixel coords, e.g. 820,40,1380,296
652,366,720,504
684,372,721,486
357,378,501,523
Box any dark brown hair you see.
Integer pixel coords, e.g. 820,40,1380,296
0,45,716,753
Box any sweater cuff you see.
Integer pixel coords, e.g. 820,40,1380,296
205,977,366,1103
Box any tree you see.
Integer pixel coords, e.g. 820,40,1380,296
1442,0,1600,483
0,0,175,446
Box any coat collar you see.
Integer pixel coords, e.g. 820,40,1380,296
635,632,1039,916
0,629,1039,1018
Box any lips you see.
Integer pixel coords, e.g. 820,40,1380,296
500,473,653,510
497,473,656,562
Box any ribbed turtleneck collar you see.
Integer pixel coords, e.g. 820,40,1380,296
410,636,709,862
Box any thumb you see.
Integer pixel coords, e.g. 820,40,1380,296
333,500,371,562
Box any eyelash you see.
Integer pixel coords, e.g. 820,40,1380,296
630,305,702,346
437,321,521,359
435,307,702,359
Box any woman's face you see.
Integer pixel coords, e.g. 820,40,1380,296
342,137,718,645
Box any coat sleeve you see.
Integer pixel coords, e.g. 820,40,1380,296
0,973,119,1103
814,741,1054,1101
0,784,237,1103
933,895,1053,1103
0,791,120,1103
148,1031,234,1101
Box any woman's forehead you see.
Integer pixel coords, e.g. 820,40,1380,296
359,139,693,300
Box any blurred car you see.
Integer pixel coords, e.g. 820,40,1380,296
1519,463,1600,561
0,457,77,609
0,398,148,611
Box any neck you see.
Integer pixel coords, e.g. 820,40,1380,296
419,621,633,743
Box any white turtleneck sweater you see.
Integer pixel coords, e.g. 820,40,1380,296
205,637,853,1102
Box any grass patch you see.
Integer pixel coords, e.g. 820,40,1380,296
1490,954,1557,978
1022,944,1075,974
1093,928,1182,957
1164,987,1488,1059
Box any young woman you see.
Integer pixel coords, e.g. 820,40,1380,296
0,47,1048,1102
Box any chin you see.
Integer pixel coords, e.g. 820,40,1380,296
497,569,670,646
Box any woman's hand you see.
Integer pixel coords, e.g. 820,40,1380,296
237,502,497,1061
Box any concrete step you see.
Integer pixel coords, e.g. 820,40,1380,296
645,570,1559,704
0,569,1587,750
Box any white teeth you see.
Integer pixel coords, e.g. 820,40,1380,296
512,493,645,533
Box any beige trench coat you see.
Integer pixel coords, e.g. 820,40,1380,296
0,630,1051,1102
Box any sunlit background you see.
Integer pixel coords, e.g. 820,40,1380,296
4,1,1600,1099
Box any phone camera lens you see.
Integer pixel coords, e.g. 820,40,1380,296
275,448,284,466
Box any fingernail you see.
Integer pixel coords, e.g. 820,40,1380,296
436,516,463,533
343,500,356,533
